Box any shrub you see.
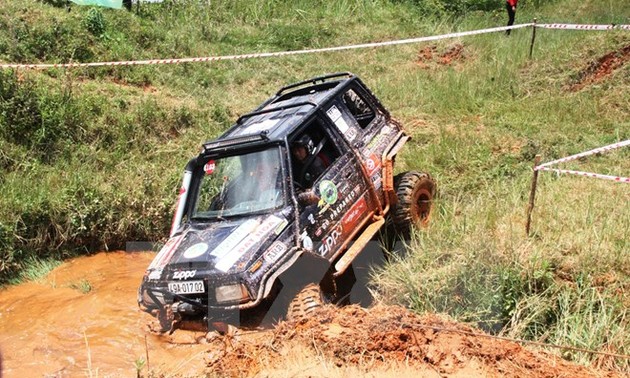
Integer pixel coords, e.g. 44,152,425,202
84,7,107,37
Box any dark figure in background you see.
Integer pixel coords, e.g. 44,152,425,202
506,0,518,35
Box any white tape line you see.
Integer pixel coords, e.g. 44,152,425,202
0,23,533,70
536,140,630,170
537,167,630,183
537,24,630,31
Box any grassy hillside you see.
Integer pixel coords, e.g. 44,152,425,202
0,0,628,370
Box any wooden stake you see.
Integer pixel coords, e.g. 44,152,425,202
525,154,542,236
529,18,538,59
145,334,150,374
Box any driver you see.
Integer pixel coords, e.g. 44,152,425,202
291,135,328,188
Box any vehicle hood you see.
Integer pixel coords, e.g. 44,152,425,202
145,213,289,281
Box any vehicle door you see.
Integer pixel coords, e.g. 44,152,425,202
293,114,372,262
324,84,398,204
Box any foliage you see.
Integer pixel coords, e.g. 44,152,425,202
84,7,107,37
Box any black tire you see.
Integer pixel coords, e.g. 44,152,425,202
287,283,324,321
392,171,436,235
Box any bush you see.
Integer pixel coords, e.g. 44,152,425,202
84,7,107,37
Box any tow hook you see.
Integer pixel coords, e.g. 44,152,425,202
154,306,180,334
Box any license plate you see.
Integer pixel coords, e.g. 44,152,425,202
168,280,205,294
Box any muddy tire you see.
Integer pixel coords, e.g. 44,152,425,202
287,283,324,321
392,171,436,236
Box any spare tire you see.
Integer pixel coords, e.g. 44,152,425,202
392,171,436,235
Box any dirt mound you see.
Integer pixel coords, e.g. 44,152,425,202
205,304,619,377
569,44,630,91
416,43,467,69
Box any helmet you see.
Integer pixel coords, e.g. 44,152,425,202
292,135,315,155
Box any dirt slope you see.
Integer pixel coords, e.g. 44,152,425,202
206,305,620,378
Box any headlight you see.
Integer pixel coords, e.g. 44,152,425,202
215,284,249,304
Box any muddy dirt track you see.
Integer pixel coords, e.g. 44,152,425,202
0,251,623,377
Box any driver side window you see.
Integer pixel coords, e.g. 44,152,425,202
290,119,339,189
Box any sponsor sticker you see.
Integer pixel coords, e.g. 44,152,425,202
301,232,313,251
342,196,368,231
264,241,288,263
326,105,349,133
366,134,384,150
371,173,382,190
215,215,285,272
365,154,381,176
183,242,208,259
210,219,259,258
204,160,216,175
318,180,338,207
172,270,196,280
346,128,357,141
317,224,343,256
328,184,362,220
274,218,288,235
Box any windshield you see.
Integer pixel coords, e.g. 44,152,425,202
192,147,285,219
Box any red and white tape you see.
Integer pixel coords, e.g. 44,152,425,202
537,23,630,30
535,140,629,184
0,23,533,70
536,140,630,170
536,167,629,183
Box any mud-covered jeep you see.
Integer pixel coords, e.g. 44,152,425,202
138,73,436,332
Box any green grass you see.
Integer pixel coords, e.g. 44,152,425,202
69,278,93,294
0,0,629,371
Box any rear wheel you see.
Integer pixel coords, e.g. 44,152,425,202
392,171,436,236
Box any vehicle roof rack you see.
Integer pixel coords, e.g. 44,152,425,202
236,101,317,124
275,72,353,98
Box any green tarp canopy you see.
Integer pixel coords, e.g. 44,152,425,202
70,0,123,9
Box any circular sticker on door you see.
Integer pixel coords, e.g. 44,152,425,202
183,243,208,259
318,180,338,206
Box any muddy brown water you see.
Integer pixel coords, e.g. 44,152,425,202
0,251,211,377
0,245,388,377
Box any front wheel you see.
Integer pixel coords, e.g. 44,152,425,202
391,171,436,236
286,283,325,321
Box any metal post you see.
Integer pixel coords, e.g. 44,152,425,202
525,154,542,236
529,18,538,59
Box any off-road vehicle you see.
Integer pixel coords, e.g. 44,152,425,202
138,72,436,332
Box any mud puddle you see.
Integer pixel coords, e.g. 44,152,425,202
0,244,388,377
0,252,210,377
